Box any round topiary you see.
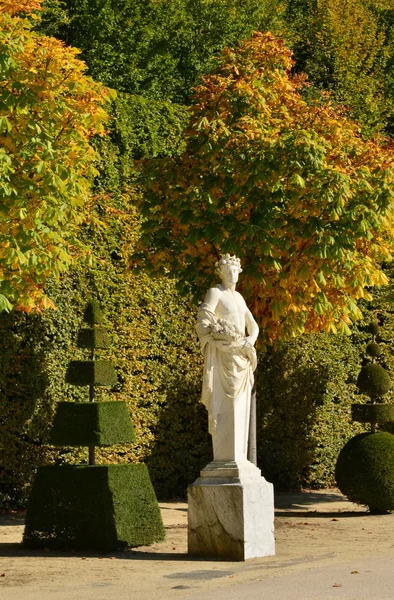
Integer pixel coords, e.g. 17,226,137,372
335,432,394,513
356,363,391,399
367,320,381,336
366,342,382,358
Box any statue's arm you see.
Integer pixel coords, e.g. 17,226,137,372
245,307,259,347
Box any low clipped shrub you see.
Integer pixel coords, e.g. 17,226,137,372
335,432,394,513
352,403,394,424
23,463,165,550
50,402,136,446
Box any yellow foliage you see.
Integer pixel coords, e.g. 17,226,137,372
139,32,394,344
0,1,113,311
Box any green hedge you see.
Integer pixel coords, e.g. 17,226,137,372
23,463,165,550
77,328,110,349
50,401,136,446
256,332,364,490
335,432,394,513
66,360,118,387
352,403,394,424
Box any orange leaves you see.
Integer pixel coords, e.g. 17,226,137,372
0,0,43,15
0,1,112,312
139,31,394,343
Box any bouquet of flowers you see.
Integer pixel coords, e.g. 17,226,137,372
208,318,243,342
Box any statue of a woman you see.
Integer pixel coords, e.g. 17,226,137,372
196,254,259,465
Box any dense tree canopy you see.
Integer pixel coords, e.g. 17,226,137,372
0,0,112,312
138,32,394,344
37,0,283,103
284,0,394,136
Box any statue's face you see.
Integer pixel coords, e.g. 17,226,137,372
220,264,239,285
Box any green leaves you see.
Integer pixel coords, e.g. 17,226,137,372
0,294,13,312
290,173,306,188
0,3,111,312
46,0,282,104
138,32,394,343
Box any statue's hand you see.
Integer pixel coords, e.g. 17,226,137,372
243,336,256,349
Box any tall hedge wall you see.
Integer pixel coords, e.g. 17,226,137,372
255,264,394,490
2,260,394,505
256,333,363,490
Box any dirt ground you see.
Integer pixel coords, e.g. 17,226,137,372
1,490,394,600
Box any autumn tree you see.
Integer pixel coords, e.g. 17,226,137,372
138,32,394,345
0,0,113,312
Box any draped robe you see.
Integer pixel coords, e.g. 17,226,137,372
196,301,257,462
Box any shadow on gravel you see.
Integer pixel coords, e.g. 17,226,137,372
0,515,25,527
0,544,203,561
274,492,346,508
275,510,369,519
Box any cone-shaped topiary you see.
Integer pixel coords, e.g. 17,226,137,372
335,432,394,513
63,300,118,464
24,464,164,550
83,299,105,326
24,300,165,550
50,402,136,446
356,363,392,400
77,327,110,349
66,360,118,387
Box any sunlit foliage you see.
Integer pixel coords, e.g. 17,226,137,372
0,0,113,311
138,32,394,344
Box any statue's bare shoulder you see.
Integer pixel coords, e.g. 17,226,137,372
203,286,222,310
234,290,247,303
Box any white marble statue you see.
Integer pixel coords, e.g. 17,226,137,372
196,254,259,464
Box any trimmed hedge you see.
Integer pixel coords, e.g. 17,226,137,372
65,360,118,387
83,300,105,326
50,401,136,446
77,328,110,349
256,332,364,490
352,403,394,424
357,363,391,400
23,463,165,550
335,432,394,513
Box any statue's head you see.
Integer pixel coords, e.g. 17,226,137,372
215,254,242,284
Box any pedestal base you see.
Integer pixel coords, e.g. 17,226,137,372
188,469,275,560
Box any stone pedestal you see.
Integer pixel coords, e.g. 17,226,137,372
188,460,275,561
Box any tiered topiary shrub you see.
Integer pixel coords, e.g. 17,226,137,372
336,320,394,513
23,300,165,550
